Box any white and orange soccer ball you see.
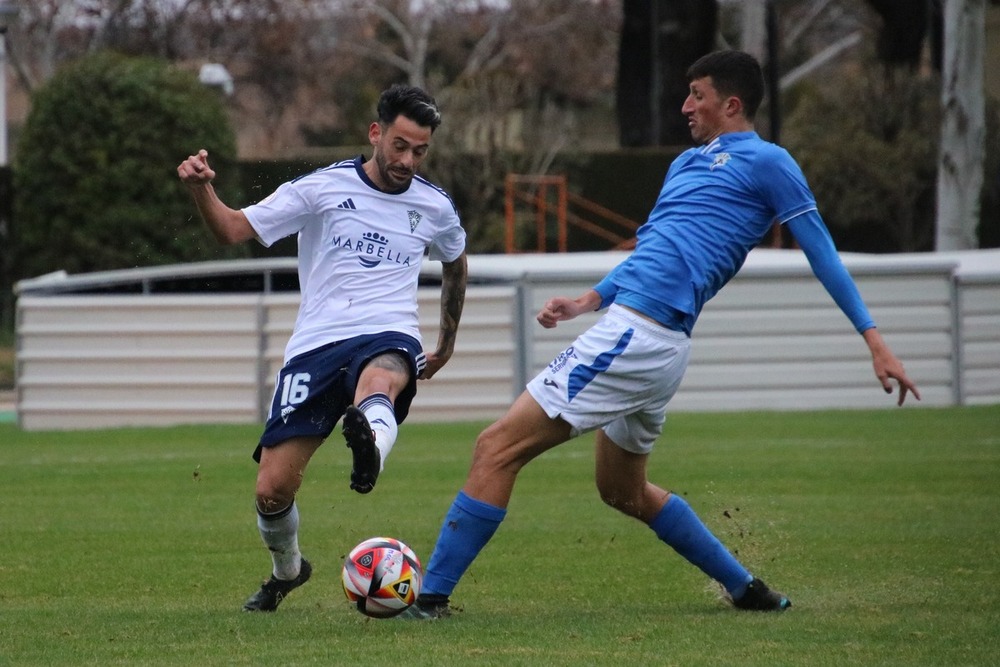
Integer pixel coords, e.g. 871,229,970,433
342,537,422,618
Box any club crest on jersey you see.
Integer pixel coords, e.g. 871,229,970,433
357,232,389,268
710,152,732,171
407,210,423,232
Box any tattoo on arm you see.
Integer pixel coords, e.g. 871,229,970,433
437,254,468,356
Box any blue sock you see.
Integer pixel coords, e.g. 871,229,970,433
650,494,753,597
421,491,507,597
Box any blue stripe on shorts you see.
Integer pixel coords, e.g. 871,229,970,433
567,328,633,402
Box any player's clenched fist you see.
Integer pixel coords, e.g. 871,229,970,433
537,291,601,328
177,149,215,185
537,298,575,328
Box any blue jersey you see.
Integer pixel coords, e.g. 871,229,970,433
595,131,873,335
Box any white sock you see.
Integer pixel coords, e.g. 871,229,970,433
256,502,301,580
358,393,397,471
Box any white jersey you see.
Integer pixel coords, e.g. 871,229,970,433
243,156,466,362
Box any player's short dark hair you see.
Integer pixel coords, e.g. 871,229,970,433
377,84,442,132
686,50,765,120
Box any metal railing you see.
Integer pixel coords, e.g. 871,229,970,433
503,174,639,252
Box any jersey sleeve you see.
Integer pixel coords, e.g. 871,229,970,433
427,204,466,263
593,262,625,309
787,211,875,333
242,181,315,248
755,146,818,223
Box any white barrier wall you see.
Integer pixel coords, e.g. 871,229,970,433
15,296,264,429
15,288,519,430
956,268,1000,405
519,258,959,412
13,250,999,430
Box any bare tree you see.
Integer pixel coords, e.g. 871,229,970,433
6,0,205,90
936,0,985,250
336,0,440,90
325,0,620,250
5,1,94,91
737,0,768,61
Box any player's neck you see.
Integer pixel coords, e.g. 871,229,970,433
704,120,755,145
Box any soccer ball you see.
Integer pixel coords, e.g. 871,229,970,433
342,536,422,618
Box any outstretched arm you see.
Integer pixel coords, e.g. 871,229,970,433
177,149,257,245
862,327,921,406
422,252,468,380
787,212,920,405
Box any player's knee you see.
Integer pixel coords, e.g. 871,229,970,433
470,427,519,475
596,481,643,519
357,352,411,397
254,477,296,513
255,491,294,516
596,483,621,508
469,429,503,471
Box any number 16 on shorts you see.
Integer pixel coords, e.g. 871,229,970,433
280,372,311,406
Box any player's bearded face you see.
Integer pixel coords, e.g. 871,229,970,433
370,116,432,191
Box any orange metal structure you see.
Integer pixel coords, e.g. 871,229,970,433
503,174,639,253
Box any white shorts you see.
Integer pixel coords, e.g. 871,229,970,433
526,305,691,454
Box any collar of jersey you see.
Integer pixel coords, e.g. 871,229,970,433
700,130,758,154
354,155,411,195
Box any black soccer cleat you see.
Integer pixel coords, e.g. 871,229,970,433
731,577,792,612
242,558,312,612
399,594,453,620
343,406,381,494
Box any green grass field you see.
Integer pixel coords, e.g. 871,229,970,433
2,406,998,666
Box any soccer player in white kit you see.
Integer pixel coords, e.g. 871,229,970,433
404,51,920,619
177,85,467,612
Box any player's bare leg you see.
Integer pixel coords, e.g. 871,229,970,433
594,429,670,523
463,391,573,507
244,436,321,612
594,430,789,611
403,393,571,619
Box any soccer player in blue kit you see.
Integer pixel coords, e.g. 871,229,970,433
177,85,468,612
404,50,920,618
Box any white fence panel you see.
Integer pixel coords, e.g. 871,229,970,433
12,250,998,430
517,254,957,413
957,276,1000,405
16,295,263,430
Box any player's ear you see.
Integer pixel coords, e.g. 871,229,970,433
368,121,382,147
726,96,744,118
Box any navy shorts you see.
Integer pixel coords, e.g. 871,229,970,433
254,332,425,461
